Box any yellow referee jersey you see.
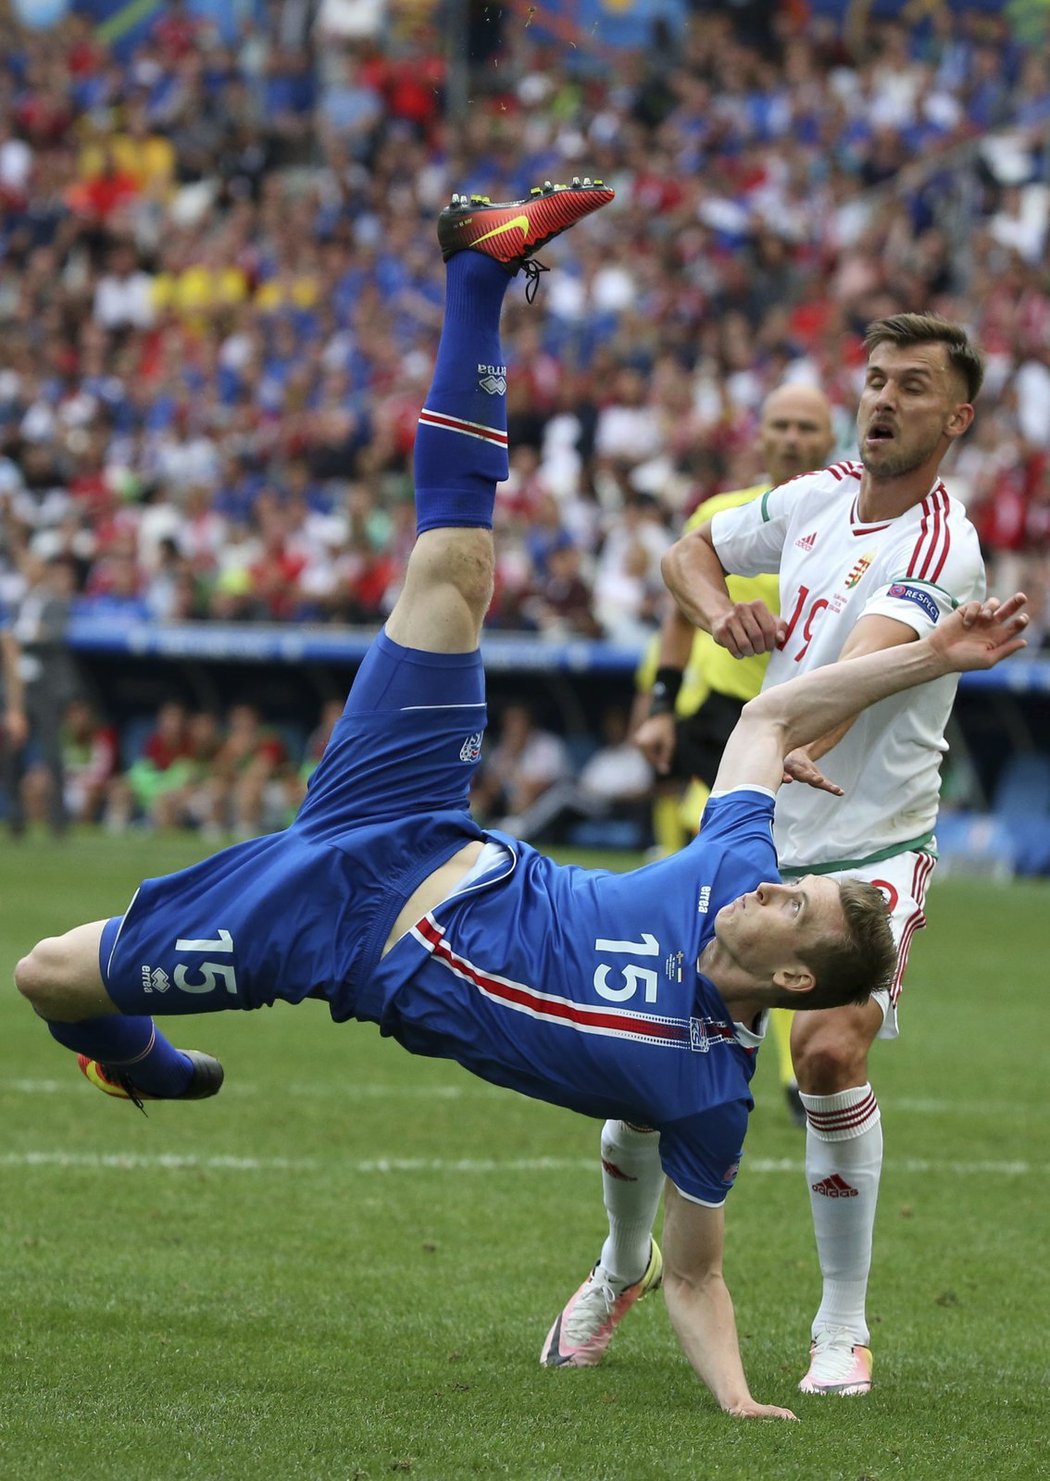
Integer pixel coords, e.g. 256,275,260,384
635,483,779,712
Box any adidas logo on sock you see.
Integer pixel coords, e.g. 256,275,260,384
795,531,817,551
812,1173,859,1198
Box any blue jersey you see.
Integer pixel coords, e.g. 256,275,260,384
101,630,780,1207
361,788,779,1206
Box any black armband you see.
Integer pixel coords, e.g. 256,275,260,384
649,666,684,716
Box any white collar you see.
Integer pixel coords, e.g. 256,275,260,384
733,1010,768,1050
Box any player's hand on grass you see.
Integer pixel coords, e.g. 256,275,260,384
712,601,785,659
723,1399,799,1421
782,748,844,796
634,712,677,774
929,592,1028,672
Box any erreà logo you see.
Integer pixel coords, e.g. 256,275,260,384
697,885,712,913
844,553,873,588
478,362,507,396
141,965,170,993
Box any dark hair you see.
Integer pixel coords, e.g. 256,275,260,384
790,878,897,1012
864,313,985,402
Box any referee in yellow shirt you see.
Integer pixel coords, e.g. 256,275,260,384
634,384,835,1125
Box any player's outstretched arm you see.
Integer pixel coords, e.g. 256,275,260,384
661,522,782,659
926,592,1029,669
662,1183,798,1421
711,593,1029,796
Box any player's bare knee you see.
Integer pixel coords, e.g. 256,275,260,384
437,530,493,614
792,1034,865,1095
14,939,62,1012
414,529,493,611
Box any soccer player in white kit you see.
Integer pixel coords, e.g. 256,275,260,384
542,313,986,1396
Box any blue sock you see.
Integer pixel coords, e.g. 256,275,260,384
49,1015,194,1097
414,252,513,534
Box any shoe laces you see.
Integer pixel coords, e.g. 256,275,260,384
563,1269,622,1342
810,1327,865,1377
812,1325,860,1351
112,1071,149,1116
521,258,549,303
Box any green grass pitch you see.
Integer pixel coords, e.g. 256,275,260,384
2,832,1048,1480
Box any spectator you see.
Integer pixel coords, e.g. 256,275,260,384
0,587,29,835
106,699,193,831
501,704,654,844
92,239,156,331
522,535,602,640
22,695,118,827
592,497,673,645
208,702,292,838
6,553,80,836
470,702,572,832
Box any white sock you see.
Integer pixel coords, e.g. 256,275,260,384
597,1120,663,1287
801,1083,883,1345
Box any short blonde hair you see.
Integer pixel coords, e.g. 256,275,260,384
790,878,897,1012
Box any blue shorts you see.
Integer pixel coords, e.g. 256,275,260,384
101,633,487,1022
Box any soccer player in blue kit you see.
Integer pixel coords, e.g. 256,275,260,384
15,182,1029,1421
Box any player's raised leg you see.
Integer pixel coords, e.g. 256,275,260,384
13,180,615,1107
385,179,613,657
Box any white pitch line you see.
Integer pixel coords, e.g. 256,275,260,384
0,1151,1043,1177
3,1082,1029,1116
2,1079,481,1099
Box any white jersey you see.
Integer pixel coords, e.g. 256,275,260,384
711,460,985,871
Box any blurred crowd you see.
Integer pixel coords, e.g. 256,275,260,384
8,689,345,837
9,688,653,844
0,0,1049,649
1,0,1049,833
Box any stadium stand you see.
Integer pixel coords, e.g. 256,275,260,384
0,0,1048,848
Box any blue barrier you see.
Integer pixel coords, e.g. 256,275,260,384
66,614,1050,691
66,615,645,675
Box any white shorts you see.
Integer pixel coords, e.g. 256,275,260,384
783,846,935,1040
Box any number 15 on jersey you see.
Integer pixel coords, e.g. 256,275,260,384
593,933,659,1004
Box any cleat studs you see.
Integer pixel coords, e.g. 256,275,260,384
530,186,542,195
583,176,592,186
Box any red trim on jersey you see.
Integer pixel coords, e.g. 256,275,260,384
412,915,694,1046
906,487,950,584
848,496,893,534
829,461,863,487
418,407,508,448
927,483,952,582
